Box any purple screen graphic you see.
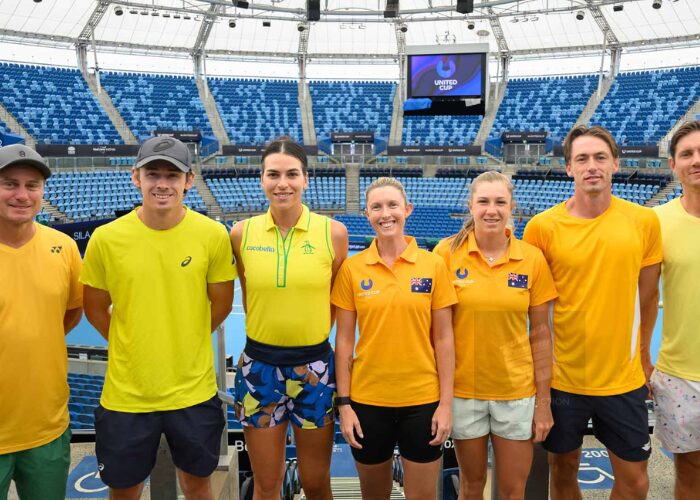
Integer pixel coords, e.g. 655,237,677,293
409,53,483,98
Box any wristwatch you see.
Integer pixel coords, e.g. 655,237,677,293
335,396,351,406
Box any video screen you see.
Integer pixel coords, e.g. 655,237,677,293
408,53,484,99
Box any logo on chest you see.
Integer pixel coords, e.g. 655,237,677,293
301,240,315,255
358,278,380,297
411,277,433,294
507,273,528,289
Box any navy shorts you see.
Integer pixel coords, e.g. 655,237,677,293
94,395,225,488
544,385,651,462
350,401,443,465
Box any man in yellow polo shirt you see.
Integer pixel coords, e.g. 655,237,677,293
0,145,83,500
81,137,236,500
524,125,662,500
651,120,700,500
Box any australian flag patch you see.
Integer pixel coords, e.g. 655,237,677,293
411,277,433,293
507,273,528,289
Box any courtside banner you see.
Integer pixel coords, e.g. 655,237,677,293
53,217,114,254
501,131,548,143
331,132,374,143
552,144,659,157
36,145,140,157
153,129,202,142
222,145,319,156
387,145,481,156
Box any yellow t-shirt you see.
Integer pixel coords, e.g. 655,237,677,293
523,197,662,396
240,205,334,347
654,197,700,381
331,237,458,407
433,234,557,400
0,224,82,454
80,208,237,412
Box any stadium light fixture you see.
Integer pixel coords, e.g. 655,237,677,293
575,10,585,20
297,22,307,32
114,5,123,16
229,19,236,28
33,0,41,3
233,0,249,8
613,4,623,11
399,23,407,33
467,21,475,30
263,20,271,27
652,0,662,8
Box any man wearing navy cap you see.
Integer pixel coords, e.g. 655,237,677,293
0,144,83,500
81,137,236,500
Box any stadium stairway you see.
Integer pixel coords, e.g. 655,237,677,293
388,85,404,146
192,175,224,219
299,80,317,146
659,94,700,158
474,81,507,146
345,164,361,213
575,76,614,127
0,101,34,148
196,77,231,147
646,180,681,207
83,73,138,145
41,199,70,223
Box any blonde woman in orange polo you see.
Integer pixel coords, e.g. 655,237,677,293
331,177,457,500
434,171,557,500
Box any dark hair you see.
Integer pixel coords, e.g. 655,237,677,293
563,125,619,165
669,120,700,158
261,136,308,174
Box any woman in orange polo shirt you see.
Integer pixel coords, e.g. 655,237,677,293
331,177,457,499
433,171,557,500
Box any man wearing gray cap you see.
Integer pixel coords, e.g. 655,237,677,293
0,144,83,500
81,136,236,500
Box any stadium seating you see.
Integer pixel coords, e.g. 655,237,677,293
208,78,303,144
402,114,482,145
101,72,213,139
0,62,122,144
203,168,345,212
310,81,395,141
589,66,700,145
45,170,206,220
490,74,597,142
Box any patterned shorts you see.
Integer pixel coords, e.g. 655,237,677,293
651,369,700,453
233,351,336,429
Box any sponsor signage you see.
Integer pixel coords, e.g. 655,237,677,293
501,131,548,143
153,129,202,142
222,145,319,156
331,132,375,143
387,145,481,156
551,144,659,158
54,217,114,254
35,145,140,157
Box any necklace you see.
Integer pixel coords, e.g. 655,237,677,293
487,256,495,262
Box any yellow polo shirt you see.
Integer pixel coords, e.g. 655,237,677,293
434,234,557,400
654,198,700,381
523,197,662,396
331,237,457,407
240,204,334,347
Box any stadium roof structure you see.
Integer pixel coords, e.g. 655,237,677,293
0,0,698,61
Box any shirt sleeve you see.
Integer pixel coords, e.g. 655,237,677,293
641,208,663,267
522,216,545,254
432,238,450,264
431,256,458,310
330,260,356,311
66,239,83,310
207,224,238,283
529,247,558,307
79,229,108,291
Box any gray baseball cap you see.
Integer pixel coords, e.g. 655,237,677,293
0,144,51,179
135,136,192,172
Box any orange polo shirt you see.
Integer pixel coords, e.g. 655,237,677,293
434,234,557,400
331,237,457,407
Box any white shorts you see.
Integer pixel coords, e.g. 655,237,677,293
650,369,700,453
452,396,535,441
